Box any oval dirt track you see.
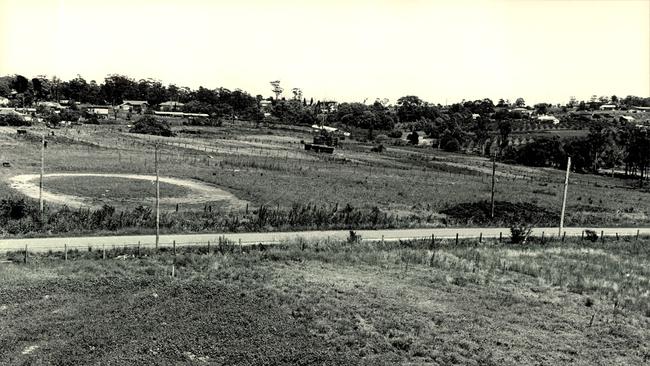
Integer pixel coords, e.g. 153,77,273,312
8,173,247,209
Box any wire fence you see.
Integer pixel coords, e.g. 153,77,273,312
2,229,647,258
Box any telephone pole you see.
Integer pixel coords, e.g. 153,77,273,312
559,156,571,236
39,134,45,215
490,152,496,218
155,144,160,249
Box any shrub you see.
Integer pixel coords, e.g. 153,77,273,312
387,130,402,138
370,144,385,153
129,115,175,137
510,224,532,244
443,138,461,152
0,114,29,126
584,229,598,242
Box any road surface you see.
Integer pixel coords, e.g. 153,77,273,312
1,227,649,253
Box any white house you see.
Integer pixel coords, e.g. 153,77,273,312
86,105,114,119
159,101,184,112
599,104,617,111
119,100,149,113
537,115,560,124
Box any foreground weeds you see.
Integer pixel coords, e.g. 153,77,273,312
1,237,649,365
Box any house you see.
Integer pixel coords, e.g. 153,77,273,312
0,96,9,107
159,101,184,112
537,115,560,124
599,104,617,111
119,100,149,113
319,101,338,113
153,111,209,118
509,107,534,117
311,124,350,137
86,105,114,119
37,101,63,110
632,106,650,113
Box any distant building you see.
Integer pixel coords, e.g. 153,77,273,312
632,106,650,113
119,100,149,113
0,96,9,107
153,111,209,118
86,105,114,119
509,107,533,117
159,101,184,112
599,104,617,111
320,101,338,113
537,115,560,124
37,101,63,110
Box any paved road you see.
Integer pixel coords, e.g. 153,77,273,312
1,227,649,252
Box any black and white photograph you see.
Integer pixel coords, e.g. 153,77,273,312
1,0,649,364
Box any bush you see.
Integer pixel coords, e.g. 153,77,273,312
0,114,29,126
387,130,402,138
370,144,385,153
443,138,461,152
584,229,598,242
129,115,175,137
510,224,532,244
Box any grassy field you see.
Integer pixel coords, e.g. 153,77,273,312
1,122,649,235
1,237,649,364
44,175,191,201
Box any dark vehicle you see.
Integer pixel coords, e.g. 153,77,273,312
304,130,338,153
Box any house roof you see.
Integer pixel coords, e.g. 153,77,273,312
160,101,184,106
122,100,149,106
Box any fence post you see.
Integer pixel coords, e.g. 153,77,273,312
601,231,604,243
616,233,619,241
381,235,384,244
103,244,106,260
207,240,211,254
636,229,639,241
479,232,482,243
562,231,566,243
173,240,176,256
581,230,584,241
499,232,502,243
137,241,141,257
239,238,242,253
456,233,459,245
64,244,68,261
24,244,27,264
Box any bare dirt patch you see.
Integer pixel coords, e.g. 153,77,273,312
8,173,248,209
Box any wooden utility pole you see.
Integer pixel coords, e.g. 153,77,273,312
155,144,160,249
490,153,496,218
39,134,45,215
559,156,571,236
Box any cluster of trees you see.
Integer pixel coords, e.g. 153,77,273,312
505,121,650,181
0,74,262,120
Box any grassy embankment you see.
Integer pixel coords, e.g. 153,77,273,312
1,236,649,365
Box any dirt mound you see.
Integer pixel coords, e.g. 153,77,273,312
441,200,559,226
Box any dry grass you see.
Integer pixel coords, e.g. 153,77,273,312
1,237,649,365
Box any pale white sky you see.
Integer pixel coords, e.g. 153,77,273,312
1,0,648,105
